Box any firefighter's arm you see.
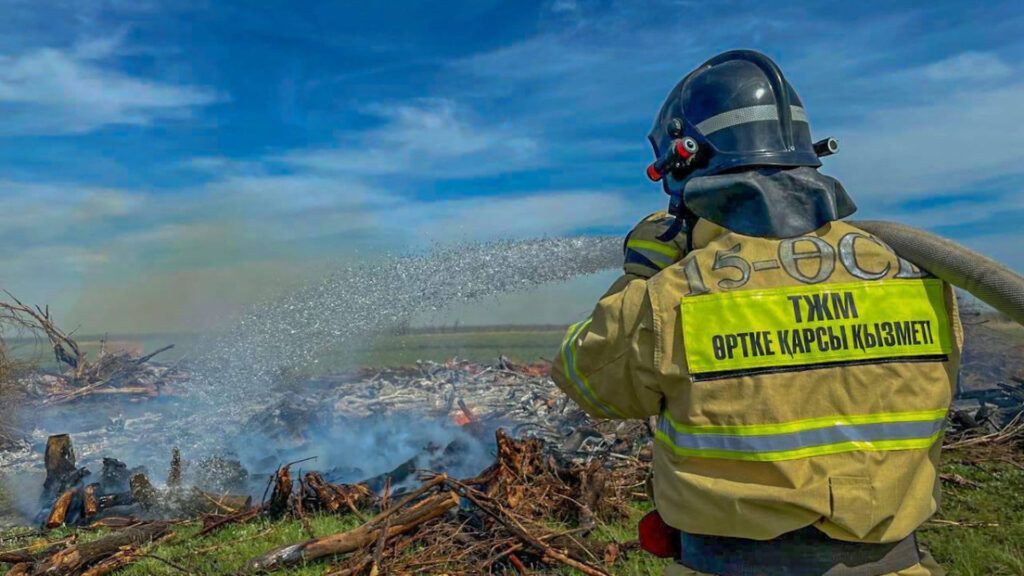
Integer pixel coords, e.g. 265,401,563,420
551,212,686,419
551,274,662,419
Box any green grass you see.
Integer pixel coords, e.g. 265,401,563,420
357,329,565,366
3,450,1019,575
919,453,1024,576
2,329,568,373
119,515,366,576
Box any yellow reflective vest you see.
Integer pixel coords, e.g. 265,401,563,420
552,220,963,543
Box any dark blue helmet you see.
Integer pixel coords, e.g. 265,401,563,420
648,50,855,238
648,50,821,196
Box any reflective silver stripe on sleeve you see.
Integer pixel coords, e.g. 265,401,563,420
695,105,809,135
628,247,675,269
561,319,620,418
657,415,945,455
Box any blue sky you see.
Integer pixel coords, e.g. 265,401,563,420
0,0,1022,331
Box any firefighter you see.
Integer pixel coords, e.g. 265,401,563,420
551,50,960,576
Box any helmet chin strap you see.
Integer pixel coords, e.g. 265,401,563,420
659,198,699,253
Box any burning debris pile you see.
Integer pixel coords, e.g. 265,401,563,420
951,376,1024,434
3,335,1022,575
8,425,653,576
310,356,580,438
242,429,643,576
0,354,661,574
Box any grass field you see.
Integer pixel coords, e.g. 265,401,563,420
358,328,565,366
1,449,1020,575
2,328,568,371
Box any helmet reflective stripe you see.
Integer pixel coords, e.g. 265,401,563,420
655,408,947,461
648,50,824,200
696,105,809,136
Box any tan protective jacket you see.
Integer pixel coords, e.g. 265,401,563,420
552,220,963,543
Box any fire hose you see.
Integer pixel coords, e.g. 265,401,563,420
851,220,1024,325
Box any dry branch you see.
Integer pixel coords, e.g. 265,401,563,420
199,506,263,536
78,532,176,576
0,290,82,371
451,481,611,576
244,491,459,572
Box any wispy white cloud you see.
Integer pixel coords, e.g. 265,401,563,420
404,191,640,242
922,51,1013,82
282,99,543,179
825,81,1024,204
0,181,145,247
0,173,641,332
0,35,219,135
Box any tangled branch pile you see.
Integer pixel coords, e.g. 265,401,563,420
0,290,182,406
242,428,647,575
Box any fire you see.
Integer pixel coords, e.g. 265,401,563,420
452,411,473,427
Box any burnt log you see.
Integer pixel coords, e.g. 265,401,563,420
304,472,372,517
364,454,417,493
167,447,182,488
44,488,77,529
129,473,158,510
100,458,132,493
18,522,169,576
304,471,343,512
95,492,133,510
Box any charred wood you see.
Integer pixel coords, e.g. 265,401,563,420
268,465,293,518
15,522,169,576
129,474,158,511
42,435,88,503
44,489,78,529
81,484,100,519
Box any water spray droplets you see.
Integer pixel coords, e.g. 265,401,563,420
182,236,622,447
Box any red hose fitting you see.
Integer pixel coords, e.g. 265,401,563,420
674,140,692,160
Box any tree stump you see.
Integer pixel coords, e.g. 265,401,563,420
42,435,86,503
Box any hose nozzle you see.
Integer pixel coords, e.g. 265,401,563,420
647,137,700,182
